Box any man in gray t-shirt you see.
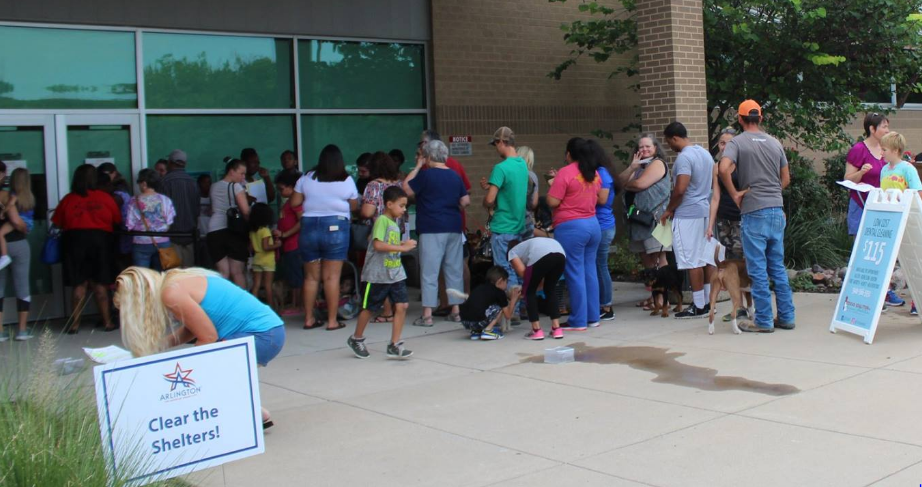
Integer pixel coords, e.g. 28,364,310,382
662,121,715,318
718,99,794,333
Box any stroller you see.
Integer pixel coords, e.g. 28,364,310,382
312,259,362,321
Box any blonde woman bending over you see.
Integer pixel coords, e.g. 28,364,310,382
115,266,286,428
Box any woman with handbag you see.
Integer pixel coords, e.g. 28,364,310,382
52,164,122,333
618,133,672,308
289,144,359,331
207,159,251,288
359,152,405,322
126,169,177,270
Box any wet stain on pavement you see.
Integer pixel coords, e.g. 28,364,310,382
520,342,799,396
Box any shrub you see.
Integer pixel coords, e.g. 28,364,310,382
821,152,851,217
0,330,192,487
608,239,643,277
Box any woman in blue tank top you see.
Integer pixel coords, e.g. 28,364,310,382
115,266,286,428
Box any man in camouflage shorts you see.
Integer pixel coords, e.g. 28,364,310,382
716,218,744,260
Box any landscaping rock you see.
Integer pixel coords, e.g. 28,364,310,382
837,267,847,278
817,284,827,292
812,264,824,273
787,269,798,281
812,273,826,283
833,277,843,288
892,268,907,290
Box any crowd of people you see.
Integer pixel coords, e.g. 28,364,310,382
18,99,918,357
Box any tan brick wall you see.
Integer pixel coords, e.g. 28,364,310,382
635,0,708,150
431,0,638,228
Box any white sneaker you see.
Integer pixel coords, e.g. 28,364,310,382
0,255,11,270
14,331,33,341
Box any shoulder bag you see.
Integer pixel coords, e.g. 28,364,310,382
225,182,249,234
136,196,182,270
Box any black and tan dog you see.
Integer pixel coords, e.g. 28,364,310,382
707,242,753,335
645,252,684,318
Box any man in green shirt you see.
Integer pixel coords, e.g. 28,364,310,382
480,126,529,296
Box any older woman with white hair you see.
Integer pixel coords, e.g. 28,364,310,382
115,266,285,428
403,139,471,326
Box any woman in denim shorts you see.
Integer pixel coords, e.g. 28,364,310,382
289,144,359,331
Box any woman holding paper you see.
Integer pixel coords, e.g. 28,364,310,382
115,266,285,428
843,113,889,236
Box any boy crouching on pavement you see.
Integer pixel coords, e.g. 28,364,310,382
459,266,521,340
347,186,416,359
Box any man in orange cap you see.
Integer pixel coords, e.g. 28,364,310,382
718,100,795,333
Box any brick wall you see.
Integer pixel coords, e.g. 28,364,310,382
430,0,638,229
635,0,708,149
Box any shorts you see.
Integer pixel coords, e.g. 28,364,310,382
62,229,116,286
672,217,710,270
847,198,863,236
715,218,744,260
280,250,304,288
461,304,503,333
223,325,286,366
252,263,276,272
300,215,350,262
629,236,672,254
361,280,409,312
206,228,249,263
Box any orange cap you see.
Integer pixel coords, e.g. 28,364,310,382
738,100,762,117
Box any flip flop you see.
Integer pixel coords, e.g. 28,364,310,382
447,313,461,323
263,420,275,430
303,322,324,330
325,322,347,331
412,316,434,327
373,314,394,323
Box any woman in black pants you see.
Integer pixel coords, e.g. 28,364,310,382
507,237,566,340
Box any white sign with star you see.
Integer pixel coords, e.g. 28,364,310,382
94,337,264,485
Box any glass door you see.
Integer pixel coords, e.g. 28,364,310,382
0,114,64,323
54,114,141,316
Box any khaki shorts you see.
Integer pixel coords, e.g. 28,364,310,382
252,263,276,272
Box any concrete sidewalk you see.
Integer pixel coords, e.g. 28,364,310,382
15,283,922,487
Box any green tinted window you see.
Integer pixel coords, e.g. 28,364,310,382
0,26,136,109
299,40,425,109
301,115,425,173
146,115,295,177
144,33,293,109
65,125,132,188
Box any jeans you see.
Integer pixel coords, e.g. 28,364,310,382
300,215,350,262
491,232,521,314
555,217,601,328
597,226,616,307
741,207,795,329
132,242,170,270
420,232,464,308
224,325,286,366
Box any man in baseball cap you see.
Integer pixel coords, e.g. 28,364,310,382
480,126,528,318
718,100,795,333
160,148,199,267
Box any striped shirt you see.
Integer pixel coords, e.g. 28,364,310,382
159,169,200,244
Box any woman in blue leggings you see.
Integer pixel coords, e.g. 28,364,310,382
546,138,602,330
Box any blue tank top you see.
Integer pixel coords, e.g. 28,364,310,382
199,276,283,339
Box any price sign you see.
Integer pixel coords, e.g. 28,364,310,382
831,189,917,344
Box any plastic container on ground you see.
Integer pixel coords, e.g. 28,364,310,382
544,346,574,364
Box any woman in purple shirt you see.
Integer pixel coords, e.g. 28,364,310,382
843,113,889,236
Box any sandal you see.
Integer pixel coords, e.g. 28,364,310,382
263,419,275,430
432,306,452,317
303,321,324,330
325,322,347,331
447,313,461,323
373,314,394,323
412,316,434,327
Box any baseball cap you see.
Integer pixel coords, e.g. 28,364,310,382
489,126,515,146
738,100,762,117
167,149,187,166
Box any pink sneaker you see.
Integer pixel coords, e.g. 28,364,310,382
525,329,545,340
551,328,564,339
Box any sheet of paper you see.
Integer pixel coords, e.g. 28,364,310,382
83,345,133,364
652,221,673,248
246,179,268,204
836,180,875,193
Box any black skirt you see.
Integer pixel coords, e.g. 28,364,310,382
62,229,116,286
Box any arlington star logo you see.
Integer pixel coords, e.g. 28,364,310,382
163,363,196,391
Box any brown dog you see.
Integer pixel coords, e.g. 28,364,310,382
707,242,753,335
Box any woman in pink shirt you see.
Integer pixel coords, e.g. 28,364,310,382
547,138,602,330
844,113,889,235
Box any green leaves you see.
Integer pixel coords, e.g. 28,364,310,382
807,54,847,66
